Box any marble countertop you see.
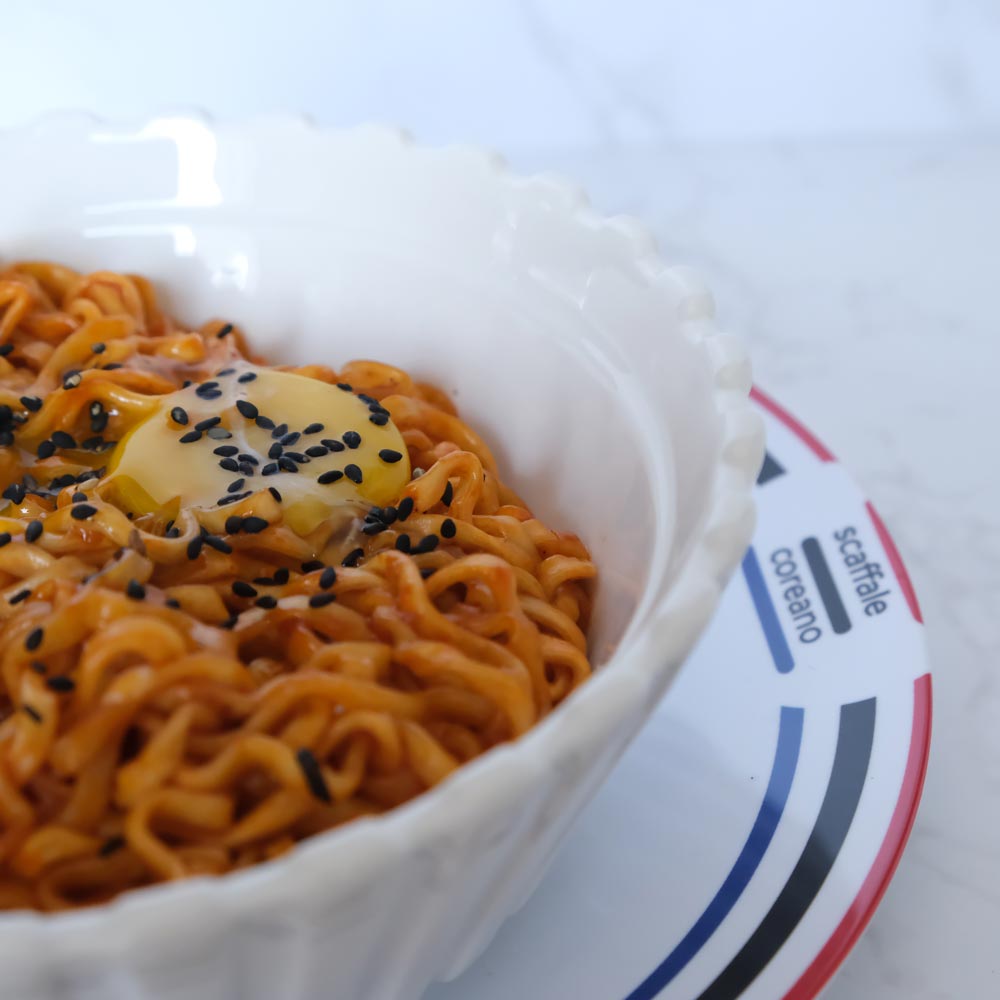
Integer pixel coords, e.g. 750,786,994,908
509,137,998,999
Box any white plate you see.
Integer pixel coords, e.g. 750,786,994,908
427,388,931,1000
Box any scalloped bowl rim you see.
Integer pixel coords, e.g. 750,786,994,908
0,113,763,957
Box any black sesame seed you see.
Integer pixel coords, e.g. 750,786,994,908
166,527,181,538
238,371,257,384
341,548,365,568
255,595,277,609
261,462,279,476
219,614,239,630
37,440,56,459
179,430,203,444
81,436,105,450
0,344,12,357
0,532,10,547
70,504,98,520
267,442,283,460
126,579,146,600
71,491,87,503
301,559,324,572
187,536,204,559
413,534,440,554
268,423,287,441
91,342,106,354
103,362,123,370
284,451,309,464
321,439,346,453
30,661,46,674
198,388,223,401
273,568,290,584
255,414,275,430
0,430,13,447
25,520,43,543
378,449,403,464
216,323,234,339
195,416,221,432
369,413,389,426
362,522,386,535
219,458,239,473
206,427,232,440
357,394,378,406
242,516,269,534
46,432,72,456
303,423,324,435
380,506,398,525
2,484,24,504
296,747,331,803
342,431,361,449
319,566,337,590
204,535,232,553
441,518,457,539
309,592,337,608
62,371,82,389
317,470,343,485
238,462,256,477
217,492,251,506
304,445,328,458
226,479,246,494
344,464,363,484
238,454,259,466
217,368,236,377
394,534,411,553
25,627,43,651
197,381,219,394
45,674,76,693
170,407,189,426
336,382,352,392
278,457,298,473
213,445,239,457
252,575,275,586
23,704,42,723
232,581,257,598
441,482,454,507
99,835,126,857
52,473,78,489
9,588,30,605
280,432,301,447
165,598,182,608
20,395,42,412
397,497,414,521
225,515,244,534
236,400,258,419
420,567,436,579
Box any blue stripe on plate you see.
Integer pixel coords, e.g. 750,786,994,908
742,547,795,673
695,698,876,1000
624,705,805,1000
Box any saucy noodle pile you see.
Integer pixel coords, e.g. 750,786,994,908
0,262,595,910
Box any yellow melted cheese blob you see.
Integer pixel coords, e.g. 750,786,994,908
105,365,410,535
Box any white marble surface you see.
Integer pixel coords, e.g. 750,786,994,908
504,137,997,999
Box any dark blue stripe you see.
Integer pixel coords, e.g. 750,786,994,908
624,706,804,1000
742,547,794,673
801,537,851,635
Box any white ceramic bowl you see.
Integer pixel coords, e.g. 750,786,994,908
0,114,763,1000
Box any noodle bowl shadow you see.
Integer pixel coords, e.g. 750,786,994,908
0,114,763,1000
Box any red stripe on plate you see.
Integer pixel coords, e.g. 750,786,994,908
865,502,923,623
782,672,932,1000
750,387,835,463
